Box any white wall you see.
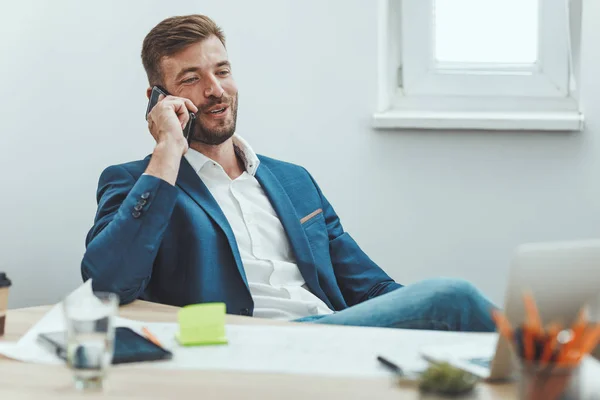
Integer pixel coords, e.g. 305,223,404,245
2,0,600,309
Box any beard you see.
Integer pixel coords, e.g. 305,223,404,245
189,94,238,146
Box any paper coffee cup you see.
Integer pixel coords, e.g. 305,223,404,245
0,273,12,337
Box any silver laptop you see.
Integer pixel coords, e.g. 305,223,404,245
421,239,600,381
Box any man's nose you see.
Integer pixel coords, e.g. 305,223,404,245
204,75,225,98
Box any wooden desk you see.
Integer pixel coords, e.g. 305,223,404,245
0,301,514,399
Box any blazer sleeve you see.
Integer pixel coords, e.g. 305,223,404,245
305,170,403,306
81,165,179,304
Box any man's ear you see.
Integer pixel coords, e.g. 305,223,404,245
146,87,152,100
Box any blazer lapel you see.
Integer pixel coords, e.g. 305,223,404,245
175,157,249,288
255,164,332,309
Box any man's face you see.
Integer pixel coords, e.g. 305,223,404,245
160,35,238,145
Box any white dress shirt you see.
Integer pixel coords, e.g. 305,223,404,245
184,135,333,320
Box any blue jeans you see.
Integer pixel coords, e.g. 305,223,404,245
294,278,496,332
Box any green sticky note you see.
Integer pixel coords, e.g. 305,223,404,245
175,303,228,346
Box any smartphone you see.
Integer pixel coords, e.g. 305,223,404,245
37,327,173,364
145,85,196,141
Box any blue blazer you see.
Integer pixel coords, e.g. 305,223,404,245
81,155,402,316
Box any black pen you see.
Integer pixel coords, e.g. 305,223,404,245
377,355,404,376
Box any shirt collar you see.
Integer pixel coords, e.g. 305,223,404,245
184,134,261,176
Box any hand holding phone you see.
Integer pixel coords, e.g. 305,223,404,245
145,86,197,151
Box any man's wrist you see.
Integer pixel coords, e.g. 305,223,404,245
154,138,186,157
145,140,185,186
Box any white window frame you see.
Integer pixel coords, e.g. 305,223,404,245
373,0,584,131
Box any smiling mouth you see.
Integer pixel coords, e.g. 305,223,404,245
208,107,227,115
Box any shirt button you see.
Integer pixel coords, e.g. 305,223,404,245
240,308,250,316
141,192,150,200
134,203,143,211
132,210,142,219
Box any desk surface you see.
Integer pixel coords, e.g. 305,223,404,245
0,301,514,400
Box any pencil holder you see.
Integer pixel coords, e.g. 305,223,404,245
518,362,581,400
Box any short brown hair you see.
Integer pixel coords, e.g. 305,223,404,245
141,14,226,86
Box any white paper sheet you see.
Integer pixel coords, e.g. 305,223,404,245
131,321,494,377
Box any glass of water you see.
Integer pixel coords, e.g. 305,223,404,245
62,291,119,390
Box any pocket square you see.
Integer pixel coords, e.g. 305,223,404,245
300,208,323,224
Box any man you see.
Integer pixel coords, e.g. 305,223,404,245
82,14,495,331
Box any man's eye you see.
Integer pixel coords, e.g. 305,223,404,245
183,77,198,84
217,70,230,76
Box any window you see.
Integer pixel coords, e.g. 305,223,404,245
374,0,584,131
434,0,538,64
